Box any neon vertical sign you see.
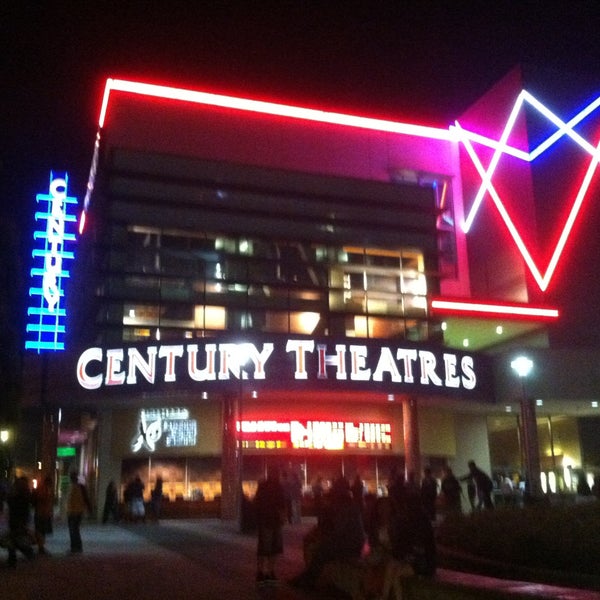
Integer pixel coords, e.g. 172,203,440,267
26,172,78,352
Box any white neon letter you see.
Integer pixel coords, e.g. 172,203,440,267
159,345,184,382
317,344,347,380
77,347,103,390
105,348,126,386
443,353,460,388
187,343,217,381
396,348,418,383
286,340,315,379
461,356,477,390
349,345,371,381
419,350,442,386
372,347,402,382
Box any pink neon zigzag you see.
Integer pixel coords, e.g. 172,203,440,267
456,91,600,291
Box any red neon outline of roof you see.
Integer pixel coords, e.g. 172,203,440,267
431,299,559,319
91,78,600,295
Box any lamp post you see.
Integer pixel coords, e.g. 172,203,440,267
510,356,542,500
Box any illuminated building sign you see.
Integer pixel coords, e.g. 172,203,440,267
238,419,391,451
26,172,78,352
131,407,197,453
56,446,76,457
76,338,486,397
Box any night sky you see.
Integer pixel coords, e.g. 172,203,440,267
3,1,600,350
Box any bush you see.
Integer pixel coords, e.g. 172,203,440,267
436,501,600,575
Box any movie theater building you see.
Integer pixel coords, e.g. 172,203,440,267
24,67,600,517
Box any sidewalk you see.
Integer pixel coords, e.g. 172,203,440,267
1,517,321,600
1,517,599,600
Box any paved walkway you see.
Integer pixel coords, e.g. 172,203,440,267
1,517,598,600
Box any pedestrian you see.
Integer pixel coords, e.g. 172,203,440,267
440,467,462,515
290,475,365,590
462,460,494,510
351,473,365,512
289,471,303,524
311,475,325,520
420,467,438,522
4,476,35,567
388,491,436,578
254,465,287,584
124,475,145,522
102,480,120,524
150,476,163,521
32,475,54,554
67,472,92,553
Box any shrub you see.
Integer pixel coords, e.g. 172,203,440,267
436,501,600,575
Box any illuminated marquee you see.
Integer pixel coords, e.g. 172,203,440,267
131,407,197,453
238,419,392,451
76,340,478,392
26,172,78,352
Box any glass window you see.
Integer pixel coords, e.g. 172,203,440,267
106,225,432,342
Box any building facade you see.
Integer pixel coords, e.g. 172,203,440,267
21,67,600,516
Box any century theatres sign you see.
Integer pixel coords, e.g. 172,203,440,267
26,172,78,352
76,337,490,397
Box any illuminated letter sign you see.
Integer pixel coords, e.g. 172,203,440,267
238,419,392,451
131,407,197,453
26,172,78,352
76,339,486,395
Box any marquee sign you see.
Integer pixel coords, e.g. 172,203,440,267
75,337,490,398
26,172,78,352
238,419,392,451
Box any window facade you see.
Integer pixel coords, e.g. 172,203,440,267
100,225,430,343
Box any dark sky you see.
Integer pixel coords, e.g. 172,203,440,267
4,1,600,204
3,1,600,345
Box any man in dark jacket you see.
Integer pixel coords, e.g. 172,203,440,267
463,460,494,510
6,477,35,567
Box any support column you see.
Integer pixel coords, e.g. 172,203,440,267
520,396,542,499
40,408,58,483
402,396,421,480
220,393,241,521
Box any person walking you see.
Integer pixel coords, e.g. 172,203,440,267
150,476,163,521
420,467,439,522
254,466,287,584
67,472,92,553
32,475,54,554
462,460,494,510
440,467,462,515
125,475,145,522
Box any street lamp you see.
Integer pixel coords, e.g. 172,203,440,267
510,355,542,500
510,356,533,379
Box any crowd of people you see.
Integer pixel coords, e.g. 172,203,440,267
0,459,496,580
0,471,92,566
252,459,499,595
